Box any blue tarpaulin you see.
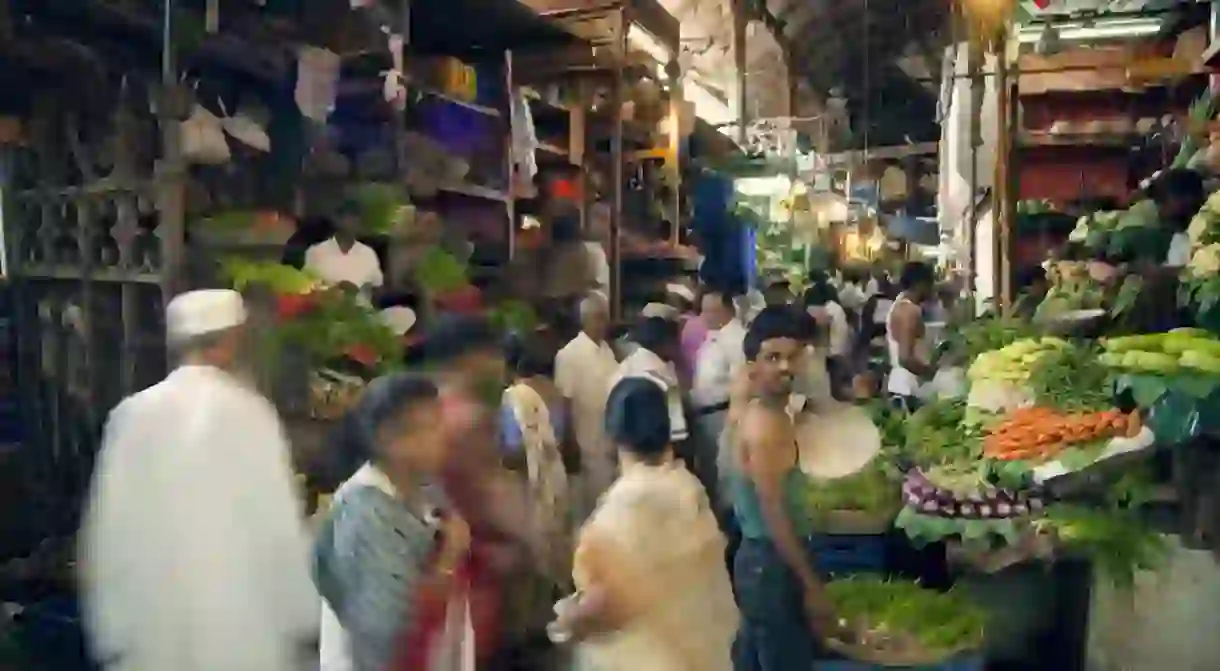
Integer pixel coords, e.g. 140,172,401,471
885,214,941,246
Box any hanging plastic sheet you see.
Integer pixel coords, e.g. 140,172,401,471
1117,373,1220,446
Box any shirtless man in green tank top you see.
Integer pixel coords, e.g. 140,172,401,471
729,306,839,671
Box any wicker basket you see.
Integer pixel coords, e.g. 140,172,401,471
826,635,971,667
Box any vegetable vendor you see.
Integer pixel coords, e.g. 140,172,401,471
1152,168,1204,269
885,262,937,412
304,198,385,300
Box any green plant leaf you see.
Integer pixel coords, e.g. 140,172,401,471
1173,373,1220,399
1123,374,1169,408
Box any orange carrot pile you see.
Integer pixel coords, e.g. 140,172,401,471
983,406,1141,461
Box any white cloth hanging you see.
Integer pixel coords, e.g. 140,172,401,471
512,90,539,182
295,47,340,122
383,34,407,111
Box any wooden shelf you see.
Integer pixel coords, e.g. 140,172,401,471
522,87,574,114
422,90,501,117
437,182,511,202
18,264,162,284
1019,131,1145,149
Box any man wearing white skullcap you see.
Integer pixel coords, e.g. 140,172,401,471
80,289,317,671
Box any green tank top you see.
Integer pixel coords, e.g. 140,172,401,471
730,458,899,538
729,466,811,540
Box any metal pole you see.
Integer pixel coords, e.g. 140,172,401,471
966,41,980,310
157,0,185,305
995,32,1012,312
609,8,625,321
734,0,748,145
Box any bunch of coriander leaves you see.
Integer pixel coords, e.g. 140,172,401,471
1026,339,1114,414
937,312,1039,366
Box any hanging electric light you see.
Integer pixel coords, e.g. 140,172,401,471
960,0,1017,53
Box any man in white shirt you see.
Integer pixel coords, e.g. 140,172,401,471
691,289,746,505
304,201,384,296
555,293,619,519
613,317,688,444
692,290,746,411
81,290,317,671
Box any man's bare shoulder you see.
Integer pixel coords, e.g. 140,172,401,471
739,402,789,442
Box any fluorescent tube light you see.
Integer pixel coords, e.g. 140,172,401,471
1017,17,1162,44
627,24,673,64
735,176,791,197
683,77,734,126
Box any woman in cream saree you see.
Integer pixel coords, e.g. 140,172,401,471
560,378,738,671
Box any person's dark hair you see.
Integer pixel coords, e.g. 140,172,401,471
551,211,582,244
1017,265,1048,291
1150,168,1204,206
422,315,501,365
504,332,555,378
632,316,680,355
744,305,803,361
876,276,898,299
604,377,670,458
794,308,819,343
345,373,440,466
899,262,935,292
802,280,838,308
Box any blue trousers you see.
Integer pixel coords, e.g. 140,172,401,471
732,538,815,671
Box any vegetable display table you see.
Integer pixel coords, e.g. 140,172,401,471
817,654,984,671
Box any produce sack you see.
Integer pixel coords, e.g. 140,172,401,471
181,103,230,165
796,402,901,534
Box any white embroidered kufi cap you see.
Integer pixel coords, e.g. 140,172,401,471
167,289,248,339
641,302,679,319
665,283,696,303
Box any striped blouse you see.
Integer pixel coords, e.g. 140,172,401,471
314,473,438,671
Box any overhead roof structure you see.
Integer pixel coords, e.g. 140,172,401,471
656,0,951,151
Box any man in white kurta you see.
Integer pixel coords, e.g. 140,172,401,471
555,293,619,519
80,290,317,671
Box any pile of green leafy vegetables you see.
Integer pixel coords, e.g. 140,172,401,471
903,399,984,468
799,461,901,519
1035,505,1167,588
827,578,988,654
937,313,1038,366
1025,341,1115,413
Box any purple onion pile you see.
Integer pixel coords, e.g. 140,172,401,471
902,470,1046,520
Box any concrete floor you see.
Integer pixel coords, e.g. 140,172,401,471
1087,537,1220,671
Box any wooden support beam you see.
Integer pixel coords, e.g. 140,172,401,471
821,142,938,164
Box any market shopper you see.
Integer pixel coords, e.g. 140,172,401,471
554,293,619,519
729,306,839,671
555,377,738,670
691,287,747,507
421,315,542,664
314,374,469,671
80,289,317,671
802,278,853,398
613,317,689,446
500,333,574,631
885,261,936,412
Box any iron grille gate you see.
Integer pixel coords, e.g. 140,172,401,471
0,106,172,544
